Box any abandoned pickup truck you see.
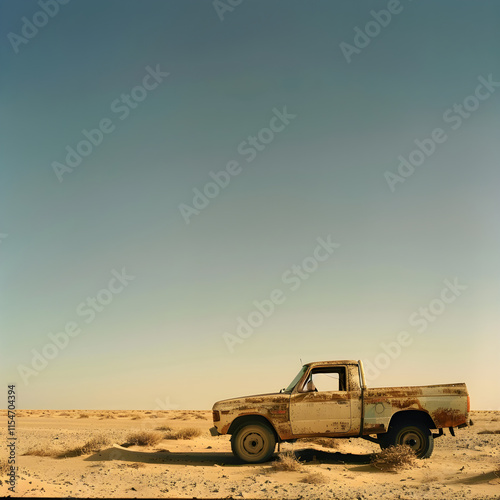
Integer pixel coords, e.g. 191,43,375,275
210,360,471,463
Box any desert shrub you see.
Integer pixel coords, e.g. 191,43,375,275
58,412,71,417
23,447,58,457
163,427,202,440
371,445,418,472
131,414,144,420
176,427,202,439
59,435,110,458
300,472,328,484
79,413,90,418
171,411,192,420
478,430,500,434
272,451,303,471
155,425,172,432
0,459,12,475
126,431,163,446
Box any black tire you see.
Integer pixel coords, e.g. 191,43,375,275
379,421,434,459
231,422,276,463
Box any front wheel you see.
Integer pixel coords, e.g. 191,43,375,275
231,422,276,463
380,422,434,459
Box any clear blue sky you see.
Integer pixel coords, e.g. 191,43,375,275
1,0,499,410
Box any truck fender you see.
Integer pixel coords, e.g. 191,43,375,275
227,414,279,441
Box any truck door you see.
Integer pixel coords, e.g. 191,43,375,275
289,366,352,435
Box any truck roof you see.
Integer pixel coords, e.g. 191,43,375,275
305,360,359,367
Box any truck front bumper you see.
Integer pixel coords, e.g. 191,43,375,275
209,426,220,437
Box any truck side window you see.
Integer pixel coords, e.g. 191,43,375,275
310,368,347,392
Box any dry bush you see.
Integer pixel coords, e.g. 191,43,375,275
478,430,500,434
371,445,418,472
155,425,172,432
176,427,202,439
58,411,71,417
79,413,90,418
272,451,303,471
99,413,116,419
131,414,144,420
300,472,328,484
300,437,338,449
164,427,202,440
59,435,111,458
171,411,192,421
117,413,128,418
127,431,164,446
0,459,12,476
23,447,58,457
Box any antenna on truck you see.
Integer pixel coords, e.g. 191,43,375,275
299,358,303,366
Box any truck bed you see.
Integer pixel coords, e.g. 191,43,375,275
362,383,469,434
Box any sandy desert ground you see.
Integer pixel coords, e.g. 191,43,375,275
0,409,499,499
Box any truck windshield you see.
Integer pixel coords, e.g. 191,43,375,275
283,365,308,393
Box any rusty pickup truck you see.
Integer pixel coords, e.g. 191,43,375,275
210,360,471,463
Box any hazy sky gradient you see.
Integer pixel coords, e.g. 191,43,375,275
1,0,499,410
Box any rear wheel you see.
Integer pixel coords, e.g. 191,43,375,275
231,422,276,463
379,422,434,459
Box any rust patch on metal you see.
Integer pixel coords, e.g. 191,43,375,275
389,398,425,410
432,408,466,428
294,392,350,401
366,387,424,399
363,424,386,434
